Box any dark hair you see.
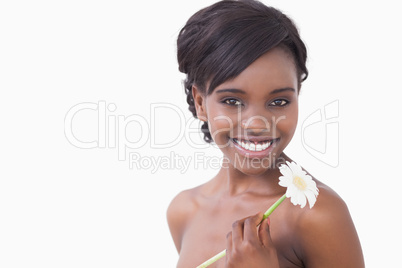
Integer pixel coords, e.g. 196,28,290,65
177,0,308,143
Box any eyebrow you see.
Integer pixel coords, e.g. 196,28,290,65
271,87,296,94
215,88,247,94
215,87,295,95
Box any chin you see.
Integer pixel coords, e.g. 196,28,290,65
228,152,278,173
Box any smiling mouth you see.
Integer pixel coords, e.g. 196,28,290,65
231,138,279,152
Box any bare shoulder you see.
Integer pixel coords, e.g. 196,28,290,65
300,179,353,228
307,180,348,217
166,185,202,253
294,179,365,267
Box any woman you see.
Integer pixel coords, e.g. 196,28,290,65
167,1,365,267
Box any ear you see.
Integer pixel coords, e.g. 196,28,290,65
192,85,208,122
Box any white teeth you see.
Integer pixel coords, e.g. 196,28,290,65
234,139,273,152
249,143,256,151
241,140,247,148
243,141,250,150
261,142,269,150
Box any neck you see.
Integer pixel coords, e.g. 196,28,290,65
217,153,289,197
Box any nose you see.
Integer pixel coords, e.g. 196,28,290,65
241,114,270,134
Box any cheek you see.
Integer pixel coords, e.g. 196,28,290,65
277,117,297,135
274,108,298,138
207,112,236,143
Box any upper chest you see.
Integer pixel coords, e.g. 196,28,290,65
176,195,304,268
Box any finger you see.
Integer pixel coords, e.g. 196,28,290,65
259,217,273,247
231,219,244,245
244,212,264,243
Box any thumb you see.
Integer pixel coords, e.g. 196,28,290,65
259,217,273,247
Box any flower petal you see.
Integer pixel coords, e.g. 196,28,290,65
305,190,317,209
279,174,292,186
286,185,296,199
298,191,307,208
290,193,298,206
279,164,293,178
289,161,304,175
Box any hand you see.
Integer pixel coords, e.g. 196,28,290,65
225,212,280,268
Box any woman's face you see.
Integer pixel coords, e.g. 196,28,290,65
193,47,299,175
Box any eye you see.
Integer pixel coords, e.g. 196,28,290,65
222,98,242,106
269,99,289,107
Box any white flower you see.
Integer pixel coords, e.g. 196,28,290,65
278,161,319,209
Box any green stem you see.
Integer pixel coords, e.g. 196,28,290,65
195,193,287,268
196,249,226,268
262,193,287,221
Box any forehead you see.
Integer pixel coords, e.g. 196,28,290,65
214,47,298,93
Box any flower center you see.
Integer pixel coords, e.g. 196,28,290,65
293,176,307,190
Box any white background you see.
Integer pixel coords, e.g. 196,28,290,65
1,0,401,267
